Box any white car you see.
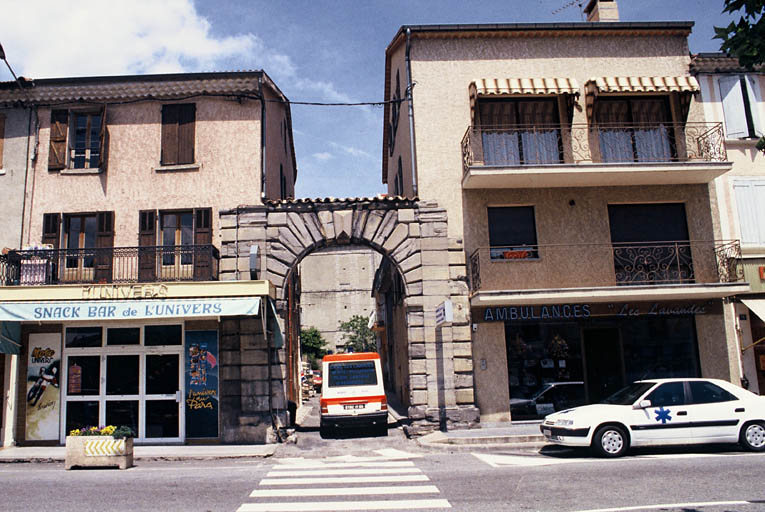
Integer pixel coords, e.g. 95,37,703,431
541,378,765,457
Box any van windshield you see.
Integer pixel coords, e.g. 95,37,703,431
328,361,378,387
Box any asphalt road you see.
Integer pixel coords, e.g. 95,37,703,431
2,439,765,512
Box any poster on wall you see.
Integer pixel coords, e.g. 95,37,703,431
185,330,219,438
25,333,61,441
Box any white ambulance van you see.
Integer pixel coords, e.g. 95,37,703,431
320,352,388,436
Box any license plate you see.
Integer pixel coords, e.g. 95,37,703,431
543,429,561,441
343,404,365,410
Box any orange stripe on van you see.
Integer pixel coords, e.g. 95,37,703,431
322,352,380,362
321,395,387,412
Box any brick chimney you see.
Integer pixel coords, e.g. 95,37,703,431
584,0,620,22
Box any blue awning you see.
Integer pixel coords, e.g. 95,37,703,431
267,297,284,349
0,322,21,355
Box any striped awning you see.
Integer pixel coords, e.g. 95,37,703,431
469,78,579,119
586,76,700,94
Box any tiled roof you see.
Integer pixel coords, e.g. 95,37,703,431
265,195,417,208
691,53,765,74
586,76,700,93
0,71,267,105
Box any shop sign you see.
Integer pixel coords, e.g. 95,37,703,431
481,301,717,322
81,284,168,299
185,331,219,438
25,333,61,441
0,297,261,322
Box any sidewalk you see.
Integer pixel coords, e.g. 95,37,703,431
416,421,546,450
0,444,276,463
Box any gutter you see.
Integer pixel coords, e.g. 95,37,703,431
259,76,267,201
405,28,418,197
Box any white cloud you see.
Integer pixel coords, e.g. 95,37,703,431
313,152,334,161
330,142,373,159
0,0,259,77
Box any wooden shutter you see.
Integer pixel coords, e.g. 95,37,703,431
138,210,157,281
193,207,212,280
42,213,61,249
98,105,109,171
48,110,68,170
720,76,748,139
94,211,114,283
161,105,179,165
178,104,196,165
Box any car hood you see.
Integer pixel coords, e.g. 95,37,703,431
547,403,628,421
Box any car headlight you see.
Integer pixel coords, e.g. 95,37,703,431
555,419,574,426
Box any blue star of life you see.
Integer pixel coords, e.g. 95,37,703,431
654,407,672,424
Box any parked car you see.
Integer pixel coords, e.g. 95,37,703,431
510,381,586,420
313,370,322,392
541,378,765,457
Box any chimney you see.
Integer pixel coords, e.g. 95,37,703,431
584,0,620,22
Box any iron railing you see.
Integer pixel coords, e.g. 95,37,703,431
468,240,742,293
0,245,220,286
462,122,727,176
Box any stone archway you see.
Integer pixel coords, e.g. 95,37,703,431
220,197,479,435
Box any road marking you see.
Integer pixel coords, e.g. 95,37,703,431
267,467,421,477
572,500,751,512
271,460,415,470
259,474,430,485
473,451,764,467
249,485,440,497
237,499,451,511
374,448,423,459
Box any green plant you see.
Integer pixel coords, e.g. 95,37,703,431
69,425,135,439
338,315,376,353
715,0,765,70
300,326,328,369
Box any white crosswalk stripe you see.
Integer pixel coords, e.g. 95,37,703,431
238,454,451,511
472,450,764,468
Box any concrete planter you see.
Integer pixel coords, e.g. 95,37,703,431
65,436,134,470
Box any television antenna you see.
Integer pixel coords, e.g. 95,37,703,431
552,0,585,20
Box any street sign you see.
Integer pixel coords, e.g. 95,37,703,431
435,299,453,327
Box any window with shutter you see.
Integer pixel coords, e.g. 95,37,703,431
719,75,762,139
48,107,108,171
138,210,157,282
487,206,539,260
48,110,68,170
734,180,765,247
42,213,61,249
161,104,196,165
94,211,115,283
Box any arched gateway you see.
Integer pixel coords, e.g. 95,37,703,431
219,197,479,436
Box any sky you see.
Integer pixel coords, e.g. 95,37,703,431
0,0,739,199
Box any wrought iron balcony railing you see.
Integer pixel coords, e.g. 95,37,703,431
0,245,220,286
461,122,727,176
468,240,742,293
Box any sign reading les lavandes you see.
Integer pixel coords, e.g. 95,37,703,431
481,301,718,322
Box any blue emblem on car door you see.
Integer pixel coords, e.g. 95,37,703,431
654,407,672,424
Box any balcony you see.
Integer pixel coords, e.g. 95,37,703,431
461,122,730,189
468,240,747,305
0,245,220,286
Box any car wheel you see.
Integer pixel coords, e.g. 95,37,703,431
592,425,628,458
740,421,765,451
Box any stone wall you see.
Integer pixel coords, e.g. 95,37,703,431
219,198,479,436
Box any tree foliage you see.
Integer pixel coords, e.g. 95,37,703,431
300,326,328,369
715,0,765,69
338,315,376,353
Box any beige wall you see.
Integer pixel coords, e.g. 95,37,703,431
0,108,31,250
25,97,264,248
386,46,414,198
464,184,717,291
471,321,510,422
391,33,697,239
263,86,296,200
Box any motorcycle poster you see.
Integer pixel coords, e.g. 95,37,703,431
25,333,61,440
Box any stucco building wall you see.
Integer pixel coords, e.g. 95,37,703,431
0,107,30,250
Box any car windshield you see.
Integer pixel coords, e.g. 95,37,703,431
601,382,655,405
327,361,377,387
530,384,553,401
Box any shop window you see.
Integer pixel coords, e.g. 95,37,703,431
106,355,139,395
646,382,686,407
733,179,765,247
608,203,692,284
107,327,140,346
161,103,195,165
145,324,183,346
594,97,675,162
65,327,102,348
488,206,539,260
719,75,762,139
146,400,179,438
146,354,180,395
688,381,737,404
106,400,139,436
67,356,100,395
48,107,107,172
65,401,98,433
478,98,562,165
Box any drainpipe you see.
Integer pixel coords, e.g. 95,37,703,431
259,76,267,201
405,28,418,197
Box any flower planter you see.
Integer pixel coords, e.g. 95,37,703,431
65,436,133,470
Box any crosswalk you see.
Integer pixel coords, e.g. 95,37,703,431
237,451,450,511
471,450,764,468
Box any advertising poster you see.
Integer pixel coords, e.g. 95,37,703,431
184,330,219,438
25,333,61,440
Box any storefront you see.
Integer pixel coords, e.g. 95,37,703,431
0,281,280,445
477,299,724,420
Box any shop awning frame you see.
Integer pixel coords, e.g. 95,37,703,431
584,76,700,120
469,77,580,120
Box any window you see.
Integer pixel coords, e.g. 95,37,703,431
594,97,674,162
646,382,686,407
394,157,404,196
478,98,562,165
719,75,762,139
48,108,107,172
487,206,538,260
40,212,114,283
64,214,97,270
280,164,287,200
327,361,378,387
161,103,195,165
688,381,737,404
733,179,765,247
161,211,193,266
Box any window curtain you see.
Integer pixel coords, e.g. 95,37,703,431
479,100,560,165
